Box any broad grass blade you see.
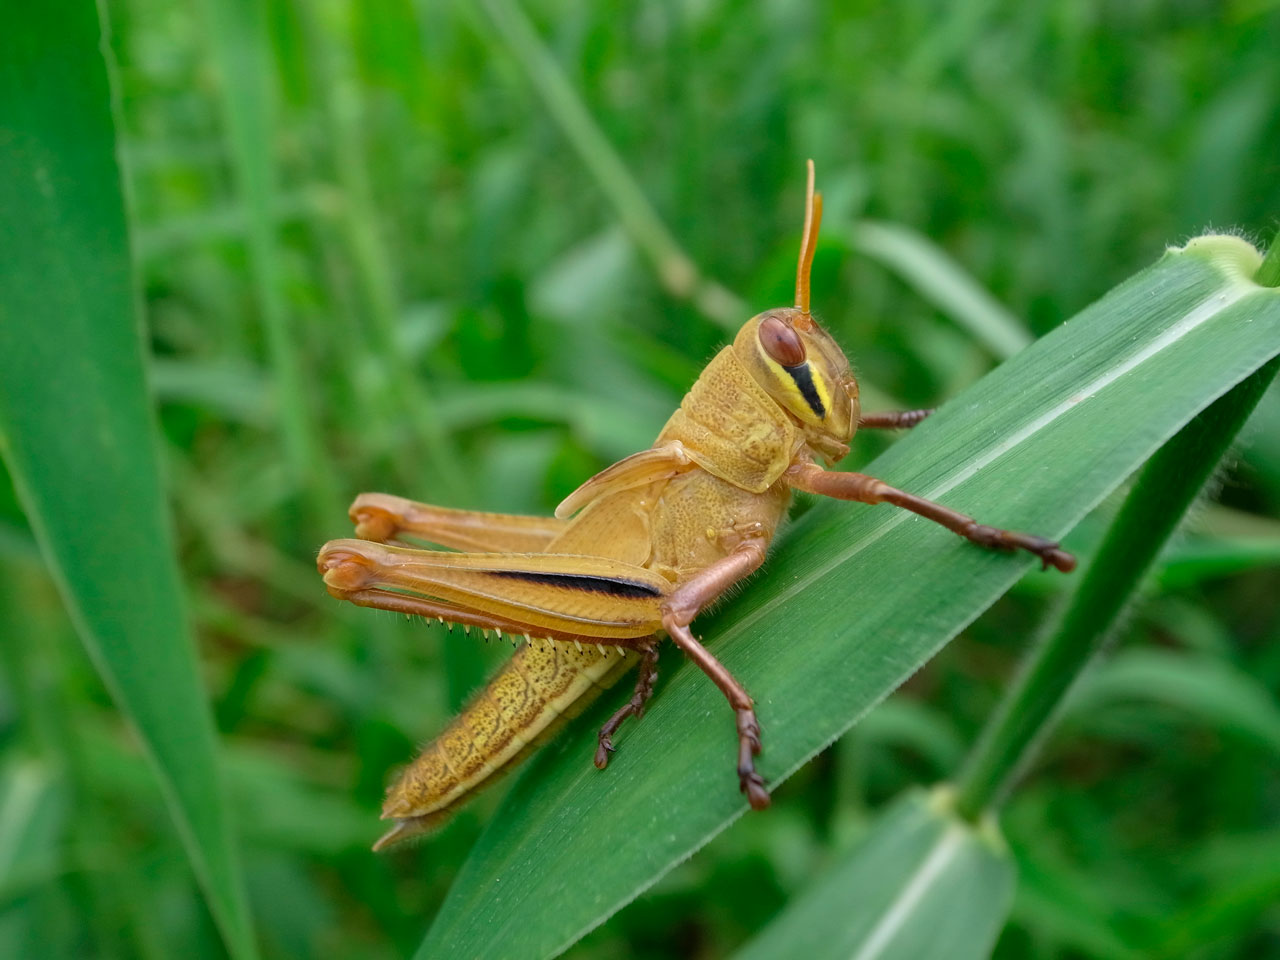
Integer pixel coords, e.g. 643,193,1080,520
419,237,1280,959
0,4,256,956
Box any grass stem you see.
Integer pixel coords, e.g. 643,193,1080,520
471,0,747,329
202,0,339,523
298,1,466,502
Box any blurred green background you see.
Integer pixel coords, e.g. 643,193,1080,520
3,0,1280,957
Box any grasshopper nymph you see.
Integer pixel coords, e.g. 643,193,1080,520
318,161,1075,849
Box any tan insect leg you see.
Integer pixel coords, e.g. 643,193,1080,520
858,408,933,429
664,620,769,810
320,579,613,648
348,492,566,552
318,539,668,643
786,462,1075,572
661,540,772,810
594,643,659,769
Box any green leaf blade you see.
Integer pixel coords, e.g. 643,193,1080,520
0,4,255,957
419,238,1280,959
733,790,1013,960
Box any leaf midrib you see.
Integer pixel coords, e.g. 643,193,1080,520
849,823,967,960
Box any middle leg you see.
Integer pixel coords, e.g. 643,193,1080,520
664,620,769,810
661,539,772,810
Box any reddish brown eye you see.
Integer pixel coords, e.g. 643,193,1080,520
758,316,806,366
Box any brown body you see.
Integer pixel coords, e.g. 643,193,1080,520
318,162,1074,849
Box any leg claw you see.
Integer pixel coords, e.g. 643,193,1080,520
735,708,768,808
594,737,615,770
741,771,771,810
1020,535,1075,573
967,524,1075,573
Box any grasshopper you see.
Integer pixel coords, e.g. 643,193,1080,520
318,161,1075,850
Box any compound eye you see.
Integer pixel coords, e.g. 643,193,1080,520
759,315,806,366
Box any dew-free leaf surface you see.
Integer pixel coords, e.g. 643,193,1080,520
733,790,1013,960
414,237,1280,959
0,3,255,956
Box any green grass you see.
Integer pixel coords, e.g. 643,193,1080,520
0,4,254,956
2,1,1280,958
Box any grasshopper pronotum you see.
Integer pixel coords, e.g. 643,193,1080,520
318,162,1075,850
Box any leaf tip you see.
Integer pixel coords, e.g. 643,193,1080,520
1168,234,1266,287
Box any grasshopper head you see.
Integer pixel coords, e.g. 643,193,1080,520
734,308,859,456
732,161,860,459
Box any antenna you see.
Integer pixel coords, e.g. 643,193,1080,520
794,159,824,315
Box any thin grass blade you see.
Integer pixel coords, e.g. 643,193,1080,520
1064,648,1280,756
198,0,337,522
850,219,1032,359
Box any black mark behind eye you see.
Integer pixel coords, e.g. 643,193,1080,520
784,362,826,418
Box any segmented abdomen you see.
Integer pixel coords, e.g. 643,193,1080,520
375,639,638,848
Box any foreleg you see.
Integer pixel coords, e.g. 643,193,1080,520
858,408,933,429
786,461,1074,572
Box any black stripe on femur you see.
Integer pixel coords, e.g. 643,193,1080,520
492,570,664,599
783,362,826,418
